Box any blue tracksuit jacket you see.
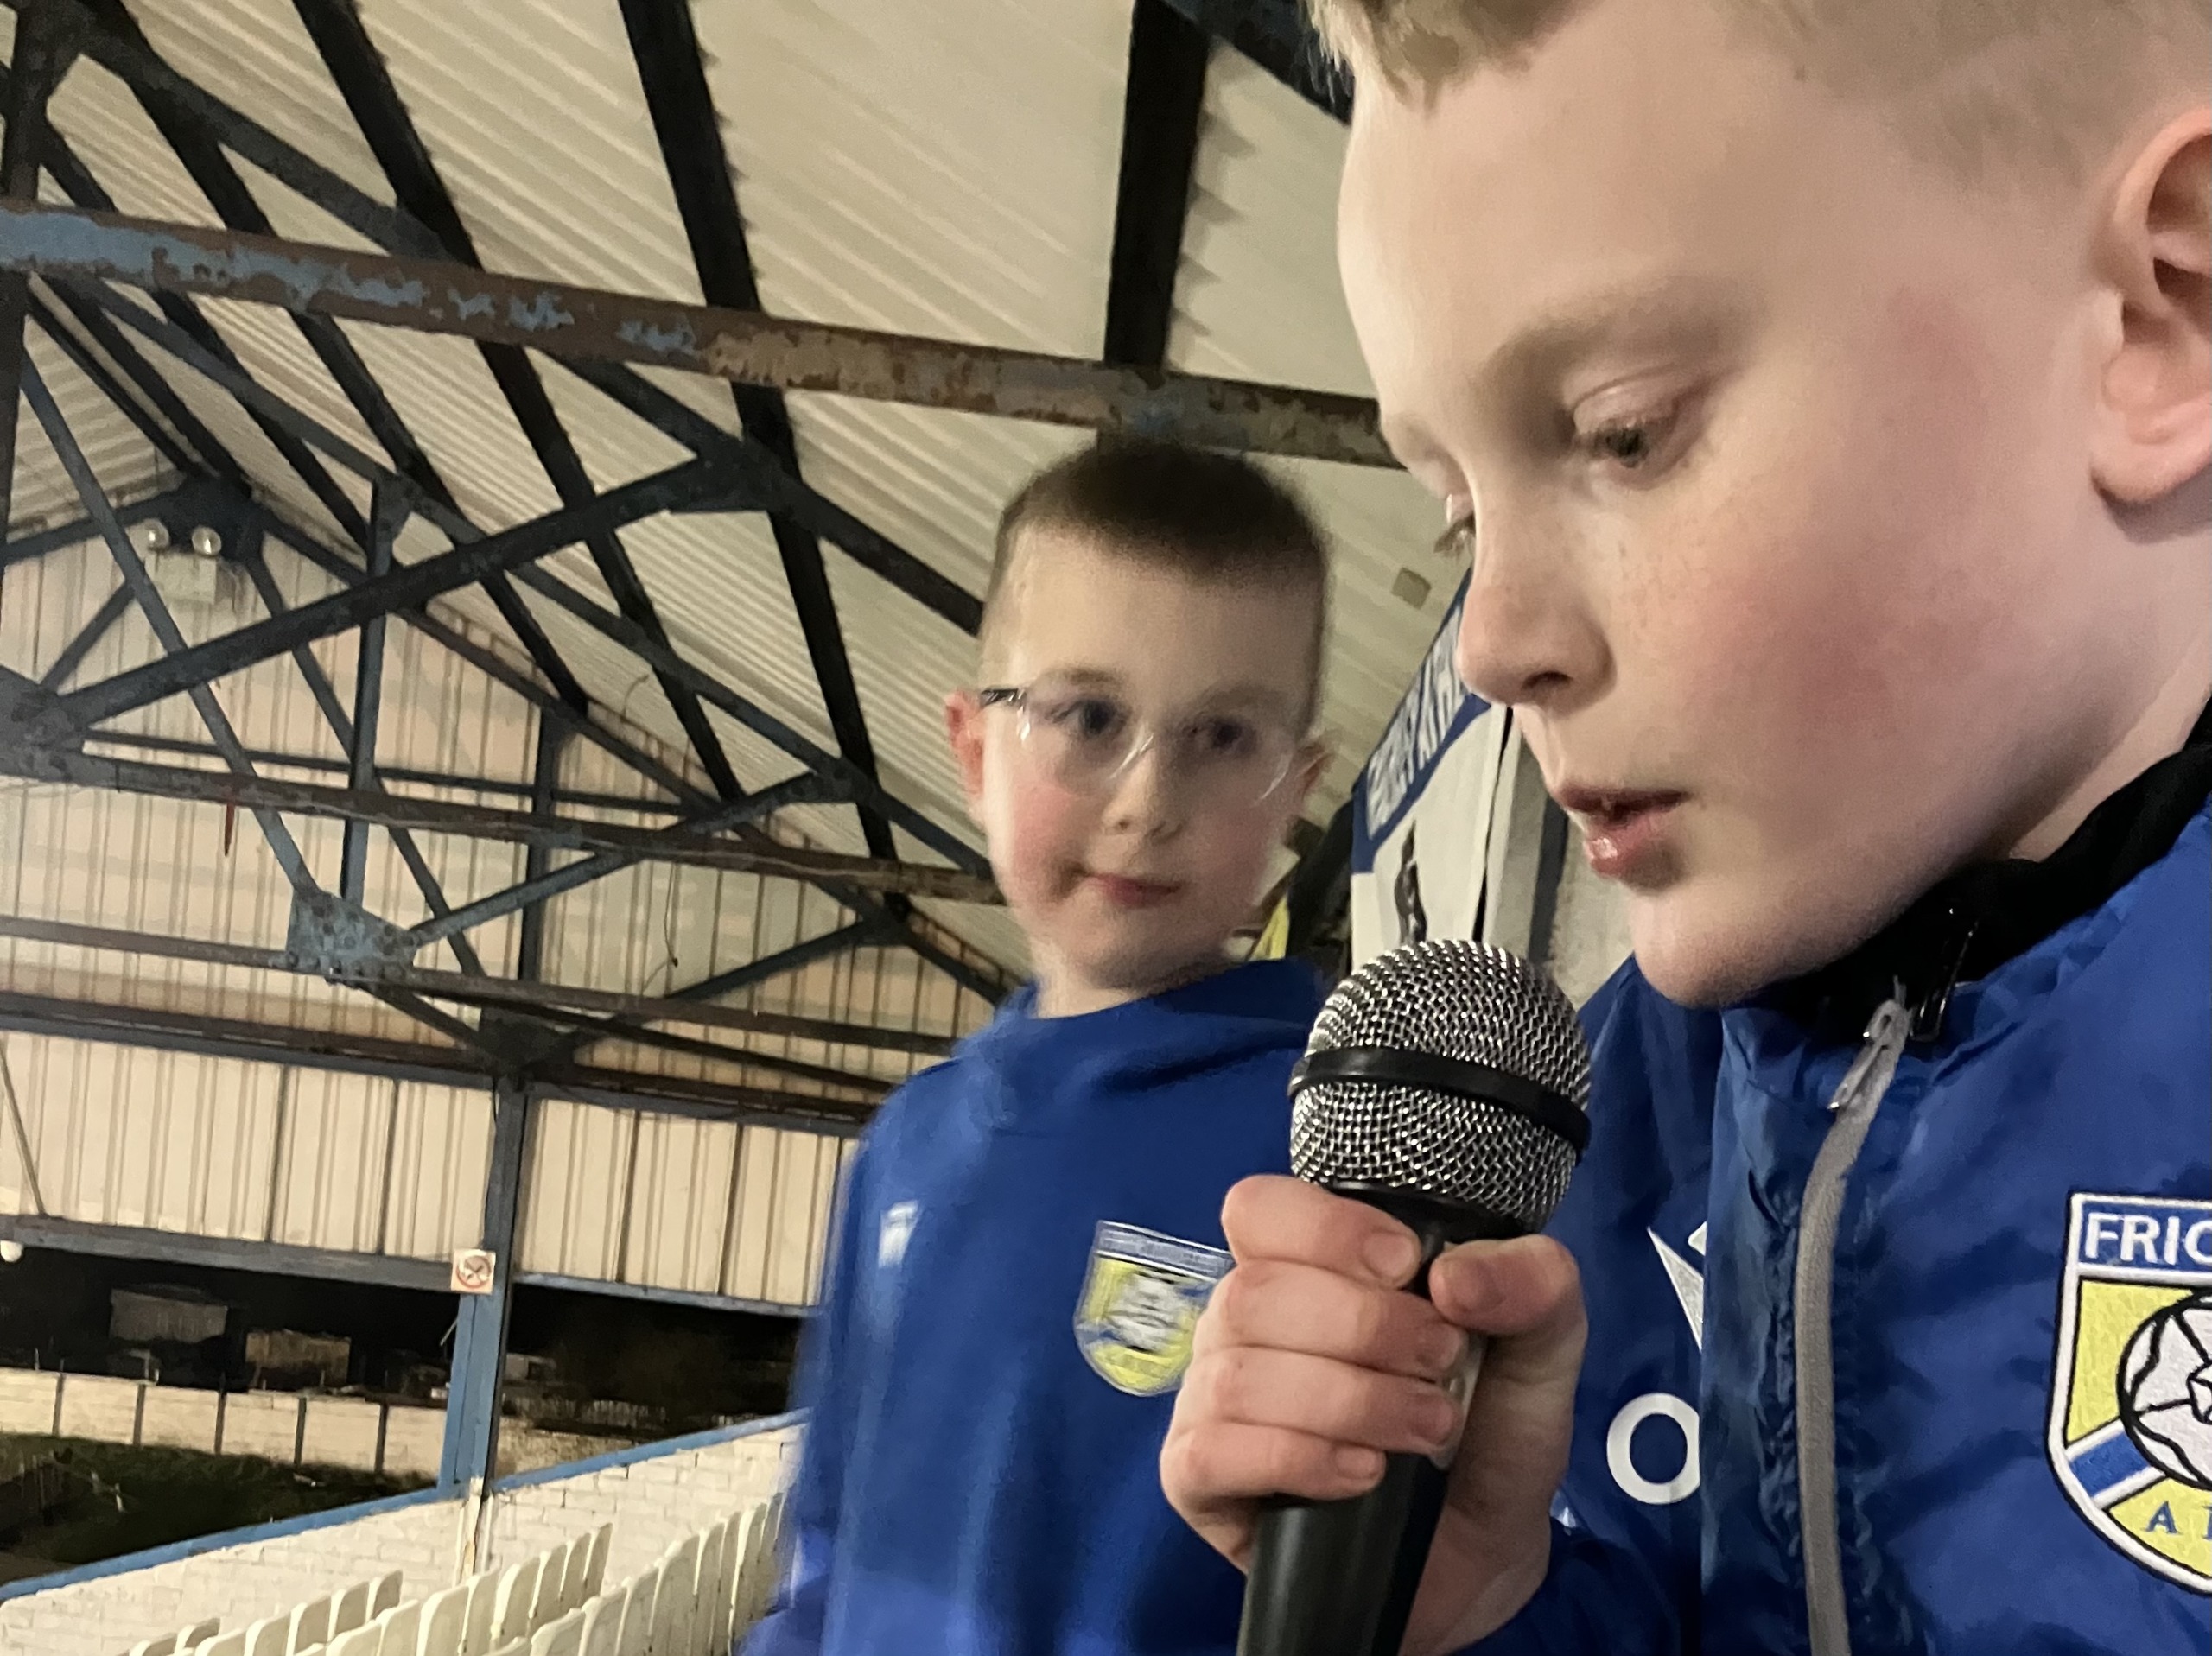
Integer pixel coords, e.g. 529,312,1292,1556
1477,778,2211,1653
743,960,1328,1656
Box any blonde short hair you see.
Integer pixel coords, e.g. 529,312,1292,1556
1311,0,2209,182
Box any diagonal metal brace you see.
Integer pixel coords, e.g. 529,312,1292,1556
37,454,741,740
400,771,845,951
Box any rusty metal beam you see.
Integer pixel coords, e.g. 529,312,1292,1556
0,0,78,535
67,0,599,720
3,24,984,635
3,0,442,258
0,745,1002,903
0,201,1393,466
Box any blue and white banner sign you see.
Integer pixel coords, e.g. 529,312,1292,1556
1349,572,1511,968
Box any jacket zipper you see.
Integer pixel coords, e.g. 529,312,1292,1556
1794,996,1910,1656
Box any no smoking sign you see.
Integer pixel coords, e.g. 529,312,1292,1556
450,1247,497,1294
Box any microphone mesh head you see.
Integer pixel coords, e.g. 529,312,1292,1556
1291,940,1592,1230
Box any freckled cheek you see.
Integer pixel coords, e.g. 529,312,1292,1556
1635,400,1993,779
1608,508,1837,733
1735,556,1918,758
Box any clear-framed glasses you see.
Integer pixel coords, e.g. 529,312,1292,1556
976,676,1306,809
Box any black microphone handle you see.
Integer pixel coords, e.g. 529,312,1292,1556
1236,1189,1528,1656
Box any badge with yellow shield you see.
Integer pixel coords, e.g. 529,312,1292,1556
2048,1193,2212,1591
1074,1221,1232,1397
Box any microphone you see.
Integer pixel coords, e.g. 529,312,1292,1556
1236,940,1592,1656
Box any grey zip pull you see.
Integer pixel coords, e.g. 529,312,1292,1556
1796,996,1910,1656
1827,999,1910,1115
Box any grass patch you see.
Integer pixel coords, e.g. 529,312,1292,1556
0,1435,428,1572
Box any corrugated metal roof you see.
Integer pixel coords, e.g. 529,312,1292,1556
1175,50,1453,782
9,0,1440,994
7,320,175,535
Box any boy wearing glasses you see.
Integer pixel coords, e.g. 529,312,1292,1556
746,440,1336,1655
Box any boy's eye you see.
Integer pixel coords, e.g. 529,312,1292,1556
1041,695,1127,745
1572,396,1694,477
1190,716,1258,759
1589,422,1656,466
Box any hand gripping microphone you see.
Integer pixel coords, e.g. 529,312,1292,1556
1236,939,1593,1656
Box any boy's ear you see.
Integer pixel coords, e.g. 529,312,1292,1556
944,689,988,813
2089,110,2210,509
1281,739,1332,831
1294,739,1332,807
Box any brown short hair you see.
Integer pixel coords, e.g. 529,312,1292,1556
1312,0,2208,183
984,440,1332,718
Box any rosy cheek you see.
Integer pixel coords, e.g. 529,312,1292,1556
986,770,1090,901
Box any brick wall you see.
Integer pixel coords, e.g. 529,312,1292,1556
302,1398,383,1473
219,1392,302,1463
0,1418,804,1656
380,1406,444,1482
0,1366,651,1488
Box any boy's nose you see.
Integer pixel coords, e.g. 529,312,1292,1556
1452,528,1605,712
1101,744,1184,838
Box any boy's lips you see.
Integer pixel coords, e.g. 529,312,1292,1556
1084,871,1182,909
1554,786,1688,881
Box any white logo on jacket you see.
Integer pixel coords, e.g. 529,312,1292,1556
878,1201,919,1272
1606,1222,1705,1507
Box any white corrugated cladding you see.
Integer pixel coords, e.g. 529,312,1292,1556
1175,52,1451,739
521,1102,856,1308
0,1033,493,1260
0,1025,859,1304
0,3,1446,1310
